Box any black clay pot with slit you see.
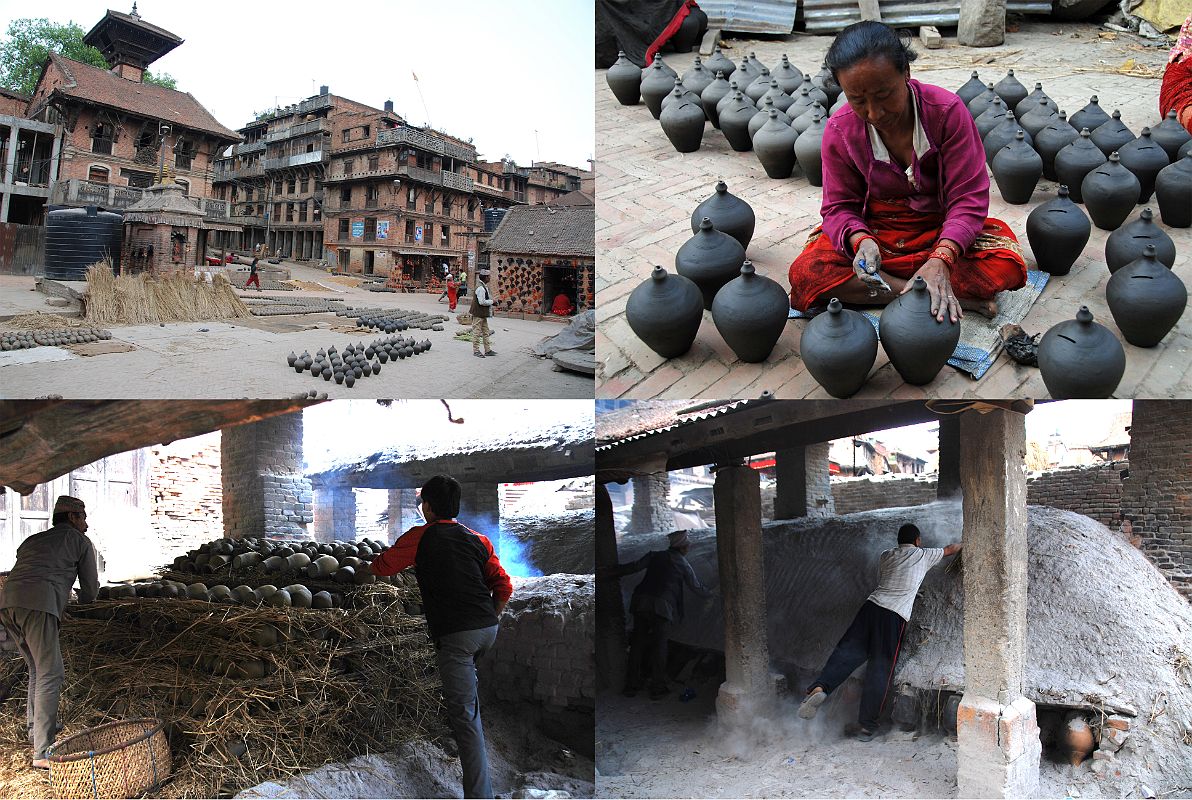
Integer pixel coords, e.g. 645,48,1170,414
984,114,1032,166
1150,110,1192,162
606,52,642,105
1069,96,1111,133
792,101,825,136
1082,153,1142,231
812,66,842,105
1015,83,1050,119
711,261,789,363
719,90,758,152
878,276,962,385
798,75,829,107
975,96,1009,140
1036,112,1080,181
749,97,792,140
745,68,774,103
626,266,705,359
641,60,678,119
661,78,701,113
681,59,715,98
795,111,828,187
1116,128,1170,203
801,298,878,397
760,80,796,114
991,130,1042,205
956,71,984,106
676,218,747,308
692,181,755,249
737,55,764,86
1155,152,1192,228
788,86,816,119
772,55,804,94
716,78,748,118
1026,185,1091,276
702,73,733,128
705,47,736,82
1104,208,1176,273
1106,244,1188,348
659,88,706,152
753,110,799,179
1019,97,1059,141
994,69,1028,112
1054,129,1106,204
1038,307,1126,398
1091,110,1135,157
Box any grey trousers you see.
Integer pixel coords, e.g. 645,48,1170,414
435,625,498,799
0,607,63,759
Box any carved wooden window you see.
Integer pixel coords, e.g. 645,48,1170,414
92,122,114,155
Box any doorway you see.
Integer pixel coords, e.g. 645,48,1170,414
543,264,577,315
363,250,374,275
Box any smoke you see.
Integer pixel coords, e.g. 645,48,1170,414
464,511,543,578
704,684,854,762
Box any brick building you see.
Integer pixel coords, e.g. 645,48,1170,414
522,161,590,204
0,88,61,224
484,204,595,317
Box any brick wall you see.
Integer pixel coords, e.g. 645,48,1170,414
221,413,313,540
492,255,594,315
831,475,940,515
121,220,199,273
148,432,222,555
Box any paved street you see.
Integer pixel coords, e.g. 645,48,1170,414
596,22,1192,399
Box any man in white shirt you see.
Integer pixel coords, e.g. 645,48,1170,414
798,523,961,740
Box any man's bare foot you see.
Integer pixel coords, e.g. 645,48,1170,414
959,297,998,318
30,757,49,770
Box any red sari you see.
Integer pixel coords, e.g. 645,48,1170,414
447,279,459,311
788,198,1027,312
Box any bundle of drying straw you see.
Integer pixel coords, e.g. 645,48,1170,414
84,260,251,326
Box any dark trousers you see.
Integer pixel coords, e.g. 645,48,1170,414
810,600,906,730
626,610,673,693
435,625,498,798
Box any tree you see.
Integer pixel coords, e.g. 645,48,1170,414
144,70,177,89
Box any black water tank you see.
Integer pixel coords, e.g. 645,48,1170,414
45,206,123,280
484,207,508,232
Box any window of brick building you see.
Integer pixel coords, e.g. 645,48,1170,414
368,155,379,171
424,223,433,243
174,139,194,170
406,186,416,210
340,186,351,204
364,217,377,241
362,125,370,138
300,177,309,192
88,165,109,183
287,178,296,194
306,142,315,153
285,203,295,222
342,159,354,175
339,218,350,238
342,129,350,143
299,201,308,222
274,179,283,195
122,169,154,188
405,219,415,242
441,226,450,246
425,197,435,214
273,202,281,220
443,197,452,217
92,123,114,155
366,184,379,208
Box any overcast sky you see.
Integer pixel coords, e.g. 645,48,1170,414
4,0,595,168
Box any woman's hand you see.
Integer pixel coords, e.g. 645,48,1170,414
851,238,883,288
904,259,963,323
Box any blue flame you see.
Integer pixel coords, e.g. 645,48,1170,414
497,532,543,579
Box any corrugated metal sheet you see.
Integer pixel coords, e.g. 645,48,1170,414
802,0,1051,33
699,0,800,34
596,399,767,452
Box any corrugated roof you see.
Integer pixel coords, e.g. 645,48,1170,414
486,204,594,258
700,0,799,34
801,0,1050,33
596,400,759,450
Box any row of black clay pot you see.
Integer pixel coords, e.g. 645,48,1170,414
1082,153,1141,231
660,86,706,152
991,131,1042,205
1106,245,1187,348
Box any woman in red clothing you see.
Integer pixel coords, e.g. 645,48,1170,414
1160,14,1192,134
446,275,459,311
551,293,575,316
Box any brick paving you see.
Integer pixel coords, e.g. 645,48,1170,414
596,22,1192,399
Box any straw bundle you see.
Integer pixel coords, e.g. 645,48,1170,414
0,314,86,332
83,261,252,326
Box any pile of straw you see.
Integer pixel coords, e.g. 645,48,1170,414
0,583,446,799
0,314,86,332
84,261,251,326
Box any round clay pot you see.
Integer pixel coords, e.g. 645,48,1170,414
262,555,286,573
798,74,829,107
772,54,804,94
660,78,701,113
1150,109,1192,162
956,71,984,106
1065,716,1095,766
830,92,848,116
606,51,642,105
311,590,334,609
743,52,768,80
975,96,1009,140
1082,153,1142,231
1069,96,1111,134
626,266,705,358
681,58,715,97
692,181,755,248
1106,244,1188,348
749,97,792,140
812,65,842,105
284,584,313,608
285,552,311,571
1035,112,1080,181
800,297,878,397
1026,185,1091,276
759,80,795,114
1091,110,1135,157
232,585,257,604
718,90,757,152
1104,208,1176,273
753,110,799,179
1116,128,1170,203
744,68,774,103
1038,307,1126,398
716,78,748,118
1014,83,1050,119
734,58,761,88
701,72,733,128
711,261,789,363
676,218,748,308
286,351,297,367
993,69,1028,112
660,88,706,152
1155,152,1192,228
983,113,1033,166
704,47,736,82
878,276,961,385
1054,129,1106,204
795,112,828,187
640,60,677,119
991,130,1042,205
1018,97,1059,140
792,101,825,136
787,86,816,120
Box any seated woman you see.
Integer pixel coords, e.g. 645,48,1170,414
1160,14,1192,134
551,292,576,316
788,21,1027,323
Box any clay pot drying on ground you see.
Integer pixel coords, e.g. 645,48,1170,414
1155,152,1192,227
692,181,756,248
792,101,825,136
788,86,817,120
672,5,707,52
1105,207,1177,273
1091,110,1135,157
743,52,768,81
975,97,1009,140
1069,95,1111,133
983,114,1032,166
660,88,706,152
626,266,704,358
1106,244,1187,347
1082,153,1142,230
1018,97,1059,140
754,110,800,178
701,72,733,128
1014,83,1050,119
719,91,757,151
878,276,962,385
1116,128,1170,203
661,78,701,113
640,60,678,118
795,113,828,187
681,58,715,97
956,71,984,106
750,97,792,139
676,218,748,308
1038,307,1126,398
760,80,796,114
606,52,642,104
993,69,1028,112
1036,112,1080,181
812,66,841,105
711,261,790,363
830,93,848,116
1151,109,1192,161
1026,186,1091,276
798,74,829,107
1065,716,1095,766
1182,139,1192,159
745,68,774,103
704,47,735,81
800,298,878,397
1054,129,1107,204
992,131,1042,205
715,79,746,118
772,55,804,94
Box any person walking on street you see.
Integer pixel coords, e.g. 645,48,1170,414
798,523,961,740
447,274,460,312
458,267,468,299
245,257,262,291
439,271,453,303
0,496,99,769
371,475,512,799
469,269,497,358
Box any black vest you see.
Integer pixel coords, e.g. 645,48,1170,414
414,521,499,639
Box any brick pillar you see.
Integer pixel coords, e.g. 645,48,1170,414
221,412,313,540
629,473,673,534
1121,400,1192,600
595,482,627,692
313,487,356,542
386,488,404,543
957,408,1040,798
938,416,962,499
714,463,777,726
459,481,501,550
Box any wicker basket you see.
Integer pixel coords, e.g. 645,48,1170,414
47,718,171,799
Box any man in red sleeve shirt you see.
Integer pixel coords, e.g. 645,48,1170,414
371,474,512,799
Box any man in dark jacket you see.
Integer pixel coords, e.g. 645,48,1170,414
0,495,99,769
371,475,512,799
469,269,497,358
610,530,712,700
